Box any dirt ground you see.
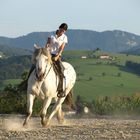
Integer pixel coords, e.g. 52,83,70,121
0,114,140,140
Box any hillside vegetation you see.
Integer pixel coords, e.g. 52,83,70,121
0,44,32,57
0,55,31,80
64,51,140,100
1,50,140,115
1,50,140,99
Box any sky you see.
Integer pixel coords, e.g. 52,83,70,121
0,0,140,37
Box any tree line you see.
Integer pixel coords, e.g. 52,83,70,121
0,55,31,80
1,79,140,116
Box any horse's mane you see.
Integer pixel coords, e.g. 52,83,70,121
31,47,52,64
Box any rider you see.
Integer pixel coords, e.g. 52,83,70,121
45,23,68,98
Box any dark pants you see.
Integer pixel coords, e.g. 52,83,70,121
51,54,65,96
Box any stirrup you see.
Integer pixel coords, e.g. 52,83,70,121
57,91,66,98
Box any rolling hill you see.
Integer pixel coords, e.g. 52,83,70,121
121,45,140,55
0,30,140,54
0,44,32,57
1,51,140,100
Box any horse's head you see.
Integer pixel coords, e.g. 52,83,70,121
33,46,52,81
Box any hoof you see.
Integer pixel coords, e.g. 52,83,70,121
43,119,50,127
41,119,46,127
23,122,28,128
43,124,50,128
40,115,46,127
41,119,50,127
23,120,27,126
57,118,65,124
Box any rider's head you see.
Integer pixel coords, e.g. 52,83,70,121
58,23,68,35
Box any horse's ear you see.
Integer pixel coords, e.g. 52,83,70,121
32,44,41,64
34,44,40,49
46,48,52,64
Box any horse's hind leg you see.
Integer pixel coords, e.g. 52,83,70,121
23,93,35,126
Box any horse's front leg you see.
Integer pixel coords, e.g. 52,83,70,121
23,93,35,126
40,97,52,126
45,98,65,127
57,105,64,124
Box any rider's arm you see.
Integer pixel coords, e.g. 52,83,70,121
54,43,66,61
58,43,65,56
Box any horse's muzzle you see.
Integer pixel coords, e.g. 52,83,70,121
35,69,44,81
37,73,44,81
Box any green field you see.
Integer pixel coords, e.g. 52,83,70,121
66,51,140,101
0,79,22,90
73,61,140,101
1,51,140,102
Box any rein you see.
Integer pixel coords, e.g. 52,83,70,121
44,64,53,79
34,64,53,81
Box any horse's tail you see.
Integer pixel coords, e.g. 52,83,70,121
64,89,76,110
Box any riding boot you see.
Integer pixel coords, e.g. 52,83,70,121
55,60,65,98
57,74,65,98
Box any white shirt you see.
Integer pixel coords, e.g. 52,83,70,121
49,33,68,55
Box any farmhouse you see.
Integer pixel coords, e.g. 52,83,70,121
100,54,110,59
81,56,87,59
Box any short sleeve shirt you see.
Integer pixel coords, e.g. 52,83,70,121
49,33,68,55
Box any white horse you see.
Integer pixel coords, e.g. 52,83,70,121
23,46,76,127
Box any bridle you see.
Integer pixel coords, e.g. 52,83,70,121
34,63,53,81
33,47,53,82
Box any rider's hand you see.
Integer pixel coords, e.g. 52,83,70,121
54,55,59,61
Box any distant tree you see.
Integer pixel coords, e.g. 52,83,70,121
88,77,93,81
21,71,29,81
117,72,121,77
0,55,31,80
96,48,100,51
120,83,124,87
102,72,106,76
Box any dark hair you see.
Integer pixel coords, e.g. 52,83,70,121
59,23,68,31
56,30,59,34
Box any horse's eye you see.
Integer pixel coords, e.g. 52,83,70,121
36,55,39,60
